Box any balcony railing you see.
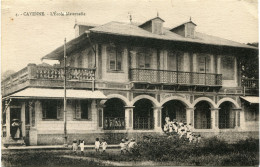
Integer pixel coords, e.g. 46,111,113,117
103,117,125,130
242,78,259,89
194,119,211,129
133,117,154,130
130,68,222,86
35,66,95,80
1,64,95,92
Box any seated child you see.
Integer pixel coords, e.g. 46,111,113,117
189,133,193,143
120,139,126,154
193,135,197,144
101,139,108,153
197,134,201,143
80,140,85,155
72,139,78,153
95,138,101,152
128,138,137,152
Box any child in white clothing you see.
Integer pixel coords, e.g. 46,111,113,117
120,139,126,154
80,140,85,155
95,138,100,152
101,139,108,152
72,139,78,154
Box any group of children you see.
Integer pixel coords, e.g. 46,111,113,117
119,138,137,154
72,138,108,154
163,116,201,143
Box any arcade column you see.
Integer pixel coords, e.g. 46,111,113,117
124,106,134,130
210,108,220,130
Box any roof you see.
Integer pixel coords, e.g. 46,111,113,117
139,16,165,27
90,21,257,49
42,20,257,60
8,88,107,99
42,33,89,60
171,21,197,30
240,96,259,104
74,22,100,28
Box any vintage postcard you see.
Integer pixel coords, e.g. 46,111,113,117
1,0,259,166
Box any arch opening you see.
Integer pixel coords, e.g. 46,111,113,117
194,101,211,129
219,102,236,129
103,98,125,130
133,99,154,130
161,100,186,129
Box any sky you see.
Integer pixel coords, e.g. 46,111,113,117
1,0,258,73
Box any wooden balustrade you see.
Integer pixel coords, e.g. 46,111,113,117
242,78,259,89
2,66,29,90
1,65,96,92
133,117,154,130
103,117,125,130
35,66,95,80
130,68,222,86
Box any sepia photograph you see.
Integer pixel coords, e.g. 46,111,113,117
1,0,259,166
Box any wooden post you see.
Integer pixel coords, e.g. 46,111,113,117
63,38,68,147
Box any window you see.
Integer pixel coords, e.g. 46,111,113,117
168,51,184,71
198,55,210,73
42,100,62,119
107,46,123,71
137,51,151,68
87,50,94,68
221,56,235,80
245,104,259,121
81,100,89,119
75,100,89,119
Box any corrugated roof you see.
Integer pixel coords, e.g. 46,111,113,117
90,21,256,49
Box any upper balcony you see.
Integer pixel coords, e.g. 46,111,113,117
130,68,222,87
1,64,95,97
242,78,259,95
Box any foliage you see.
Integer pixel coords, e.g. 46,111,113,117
240,43,259,79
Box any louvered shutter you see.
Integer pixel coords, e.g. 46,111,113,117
42,101,47,119
75,100,81,119
57,101,62,119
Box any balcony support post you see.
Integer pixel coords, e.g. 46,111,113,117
233,108,242,129
124,106,134,130
210,108,220,131
5,101,11,139
186,107,194,126
153,106,163,132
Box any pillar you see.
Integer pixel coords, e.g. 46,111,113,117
233,108,242,129
91,100,98,129
21,102,26,138
186,108,194,126
153,106,162,131
6,103,11,138
124,106,134,130
210,108,220,130
29,101,38,145
97,102,104,129
216,56,221,74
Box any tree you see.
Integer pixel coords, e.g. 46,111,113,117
2,70,16,80
240,43,259,79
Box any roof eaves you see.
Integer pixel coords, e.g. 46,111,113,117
42,33,88,60
90,29,258,50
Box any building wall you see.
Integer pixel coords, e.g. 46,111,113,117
35,100,98,135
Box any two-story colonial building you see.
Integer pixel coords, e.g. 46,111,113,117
2,16,259,146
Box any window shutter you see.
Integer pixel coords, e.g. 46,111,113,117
75,100,81,119
42,101,47,119
57,101,62,119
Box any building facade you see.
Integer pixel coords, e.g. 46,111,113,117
2,16,259,146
